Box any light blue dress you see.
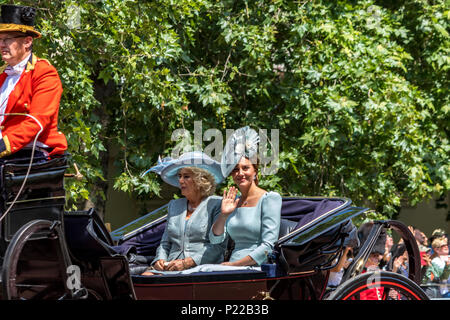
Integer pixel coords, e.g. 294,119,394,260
209,191,282,266
152,195,226,266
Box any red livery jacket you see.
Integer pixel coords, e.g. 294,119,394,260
0,53,67,158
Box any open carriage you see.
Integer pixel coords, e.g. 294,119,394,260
0,153,429,300
111,196,429,300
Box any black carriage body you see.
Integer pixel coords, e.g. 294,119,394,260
0,154,74,299
111,197,367,300
0,155,68,247
0,152,138,300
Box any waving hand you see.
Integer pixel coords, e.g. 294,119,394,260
221,187,239,216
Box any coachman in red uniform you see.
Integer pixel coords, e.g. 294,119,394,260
0,4,67,159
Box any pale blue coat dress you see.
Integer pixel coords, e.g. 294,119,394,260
209,191,282,266
152,195,225,266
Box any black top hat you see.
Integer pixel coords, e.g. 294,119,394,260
0,5,41,38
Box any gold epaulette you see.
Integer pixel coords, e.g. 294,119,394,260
25,53,38,72
26,54,52,72
37,58,52,66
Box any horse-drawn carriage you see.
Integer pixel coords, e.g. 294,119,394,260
0,153,135,300
0,153,429,300
111,196,428,300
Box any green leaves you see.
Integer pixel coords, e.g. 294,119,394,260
13,0,447,219
113,172,161,198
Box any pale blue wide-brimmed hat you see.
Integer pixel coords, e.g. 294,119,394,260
142,151,224,188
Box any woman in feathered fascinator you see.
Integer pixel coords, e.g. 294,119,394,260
210,126,282,267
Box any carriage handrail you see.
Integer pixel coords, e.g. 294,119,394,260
110,204,169,242
341,220,422,285
341,221,384,283
276,206,367,247
386,220,422,284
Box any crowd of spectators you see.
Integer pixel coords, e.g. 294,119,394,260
328,224,450,299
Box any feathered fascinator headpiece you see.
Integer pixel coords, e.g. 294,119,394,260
221,126,260,177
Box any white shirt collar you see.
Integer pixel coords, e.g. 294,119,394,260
4,53,32,76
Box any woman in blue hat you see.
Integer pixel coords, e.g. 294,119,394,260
141,151,226,275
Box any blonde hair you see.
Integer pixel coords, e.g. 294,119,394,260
180,167,216,197
431,237,447,249
430,237,448,259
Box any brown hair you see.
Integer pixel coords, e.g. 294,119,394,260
246,155,259,185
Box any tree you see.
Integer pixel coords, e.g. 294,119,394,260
12,0,447,219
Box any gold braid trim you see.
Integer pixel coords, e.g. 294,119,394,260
0,23,41,38
26,53,38,72
0,135,12,158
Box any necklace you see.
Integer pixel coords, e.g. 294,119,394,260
187,197,205,212
187,202,198,212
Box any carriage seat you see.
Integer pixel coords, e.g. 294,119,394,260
124,219,296,269
64,208,118,260
278,219,298,239
64,209,137,299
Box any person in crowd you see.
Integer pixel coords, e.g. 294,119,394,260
420,247,432,281
390,243,409,278
429,229,447,248
381,233,394,268
421,236,450,298
141,151,226,275
209,126,282,267
423,236,450,283
387,226,430,271
328,247,354,287
0,4,67,159
414,228,429,252
410,227,431,271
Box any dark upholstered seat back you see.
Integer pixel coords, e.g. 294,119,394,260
0,155,68,254
278,219,298,239
280,198,346,232
64,209,136,300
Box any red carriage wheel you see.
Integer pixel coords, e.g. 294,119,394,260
325,271,429,300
